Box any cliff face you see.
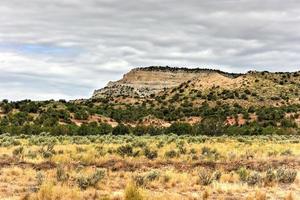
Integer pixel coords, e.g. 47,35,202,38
92,66,300,102
92,66,241,98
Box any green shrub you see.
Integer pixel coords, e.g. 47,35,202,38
26,150,38,159
164,150,178,159
198,169,213,186
280,149,293,156
112,124,130,135
276,168,297,184
12,146,24,158
39,142,56,159
201,146,219,160
36,172,44,186
264,168,276,185
146,171,160,182
237,167,249,182
247,172,262,186
212,170,222,181
167,122,193,135
143,148,158,160
77,169,106,190
56,165,69,182
132,175,145,187
117,144,139,157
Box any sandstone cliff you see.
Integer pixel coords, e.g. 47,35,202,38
92,66,241,98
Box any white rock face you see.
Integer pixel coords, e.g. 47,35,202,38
92,67,240,98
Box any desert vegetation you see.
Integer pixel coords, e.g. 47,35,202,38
0,67,299,199
0,134,299,199
0,99,299,136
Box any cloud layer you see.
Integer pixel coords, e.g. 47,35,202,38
0,0,300,100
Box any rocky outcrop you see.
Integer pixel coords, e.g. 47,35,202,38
92,66,234,98
92,66,300,99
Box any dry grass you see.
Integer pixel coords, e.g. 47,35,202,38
0,135,299,200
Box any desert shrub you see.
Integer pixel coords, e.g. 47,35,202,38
164,150,178,159
143,148,158,160
132,140,147,148
247,172,262,186
76,146,87,153
197,117,225,136
26,150,38,159
280,149,293,156
201,146,219,160
77,169,106,190
145,171,160,182
13,146,24,158
95,145,106,156
281,118,297,128
156,141,164,148
0,137,21,147
237,167,249,182
117,144,139,157
198,169,213,186
167,122,193,135
112,124,130,135
264,168,276,185
72,137,90,145
190,148,197,154
37,140,57,159
56,165,69,182
132,125,148,136
212,170,222,181
98,123,113,135
36,172,45,186
276,168,297,184
124,183,144,200
132,175,145,187
176,141,187,154
74,109,89,120
201,146,216,155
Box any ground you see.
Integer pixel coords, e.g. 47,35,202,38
0,135,299,200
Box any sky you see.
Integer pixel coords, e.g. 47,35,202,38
0,0,300,100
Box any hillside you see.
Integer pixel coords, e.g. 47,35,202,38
93,66,300,107
0,66,299,136
92,66,241,98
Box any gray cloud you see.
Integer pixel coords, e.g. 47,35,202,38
0,0,300,100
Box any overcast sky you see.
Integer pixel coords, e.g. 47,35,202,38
0,0,300,100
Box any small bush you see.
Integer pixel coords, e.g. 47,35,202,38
36,172,45,186
77,169,106,190
117,145,139,157
39,143,56,159
212,170,222,181
280,149,293,156
164,150,178,159
201,146,219,160
247,172,262,186
198,169,213,186
26,150,38,159
146,171,160,182
56,165,69,182
237,167,249,182
264,168,276,185
132,175,145,187
13,146,24,158
276,168,297,184
143,148,158,160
